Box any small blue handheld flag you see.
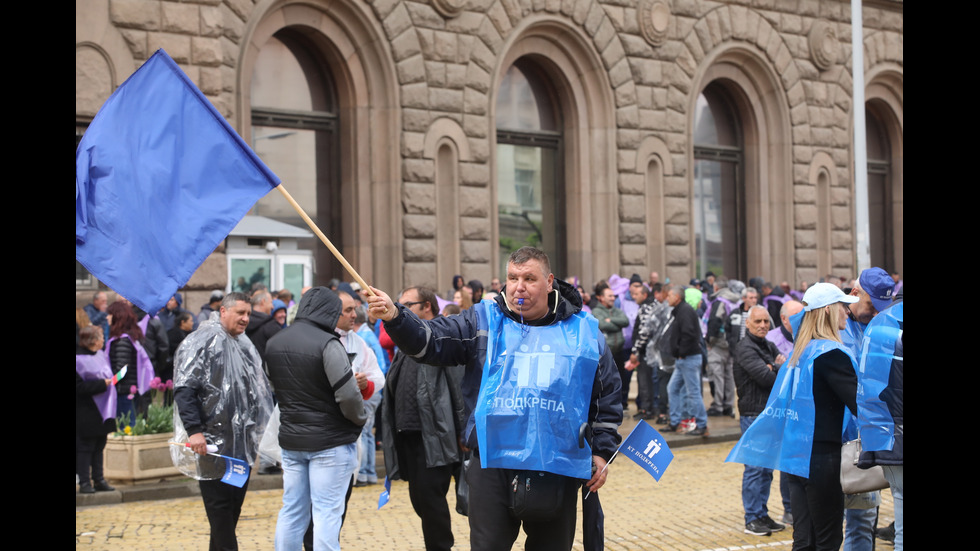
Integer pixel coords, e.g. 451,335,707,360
619,421,674,481
377,476,392,510
220,456,251,488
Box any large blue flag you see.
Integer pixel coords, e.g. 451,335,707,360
618,421,674,481
76,49,280,314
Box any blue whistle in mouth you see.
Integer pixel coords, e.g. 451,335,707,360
516,297,529,335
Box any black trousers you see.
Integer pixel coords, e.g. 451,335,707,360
614,348,632,409
466,453,580,551
199,477,250,551
397,431,455,551
787,442,845,551
76,433,107,485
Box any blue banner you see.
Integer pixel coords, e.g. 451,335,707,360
220,456,250,488
619,421,673,482
76,49,280,314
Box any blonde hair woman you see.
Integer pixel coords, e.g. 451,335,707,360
784,283,860,551
453,288,473,310
727,282,860,550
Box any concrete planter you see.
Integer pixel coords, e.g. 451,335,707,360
104,433,181,483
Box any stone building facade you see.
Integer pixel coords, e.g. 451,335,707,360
76,0,903,298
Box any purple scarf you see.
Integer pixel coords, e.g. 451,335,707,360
75,350,117,421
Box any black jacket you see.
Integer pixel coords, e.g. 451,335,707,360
135,308,169,374
246,310,282,361
811,348,857,445
109,337,138,396
733,332,781,417
265,287,367,452
382,351,465,478
669,300,702,359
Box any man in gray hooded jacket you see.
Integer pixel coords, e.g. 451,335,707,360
705,279,743,417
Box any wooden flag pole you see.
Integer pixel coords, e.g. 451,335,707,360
276,185,376,297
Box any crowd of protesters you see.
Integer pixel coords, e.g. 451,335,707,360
76,264,902,551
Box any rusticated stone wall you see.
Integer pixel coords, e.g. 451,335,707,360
77,0,903,296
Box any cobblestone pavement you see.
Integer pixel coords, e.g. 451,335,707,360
76,441,895,550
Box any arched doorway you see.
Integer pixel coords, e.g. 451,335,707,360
489,18,617,283
249,30,342,284
693,82,746,280
688,47,793,284
238,2,402,291
865,98,902,274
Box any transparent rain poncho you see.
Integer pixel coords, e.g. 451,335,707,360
170,314,274,480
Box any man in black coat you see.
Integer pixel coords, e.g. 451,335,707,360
381,286,464,551
733,305,787,536
246,290,281,362
664,287,708,435
367,247,622,551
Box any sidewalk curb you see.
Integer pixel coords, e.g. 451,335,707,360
77,422,741,507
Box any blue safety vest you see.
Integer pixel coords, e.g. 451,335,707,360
474,304,600,479
725,339,856,478
857,302,903,452
840,317,867,359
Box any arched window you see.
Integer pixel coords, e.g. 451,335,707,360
863,68,903,277
816,167,832,276
435,140,460,288
249,31,341,284
495,59,565,277
693,83,745,280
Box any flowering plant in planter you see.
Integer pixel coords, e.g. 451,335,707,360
115,377,174,436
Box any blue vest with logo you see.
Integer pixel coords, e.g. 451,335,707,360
474,303,601,479
857,302,903,452
726,339,856,478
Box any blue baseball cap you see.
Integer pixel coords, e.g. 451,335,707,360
859,267,895,313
